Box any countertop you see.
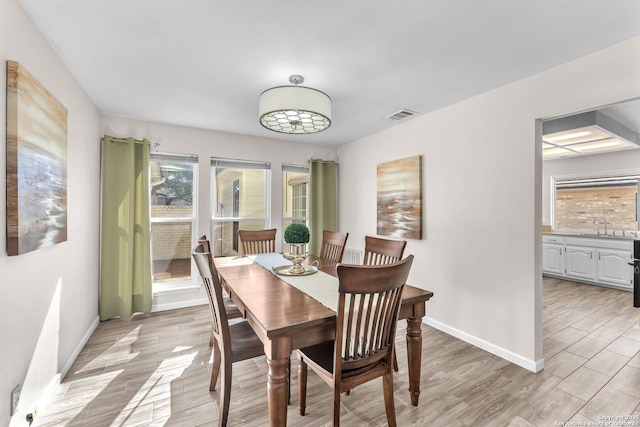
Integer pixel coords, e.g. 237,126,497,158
543,231,638,241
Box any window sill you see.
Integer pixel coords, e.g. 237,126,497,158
152,281,201,297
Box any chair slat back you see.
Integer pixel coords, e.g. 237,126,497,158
192,243,231,354
198,234,212,253
335,255,414,372
198,235,223,283
319,230,349,263
239,229,277,255
363,236,407,265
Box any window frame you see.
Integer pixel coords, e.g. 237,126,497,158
210,157,271,257
149,152,199,293
282,163,310,236
551,168,640,233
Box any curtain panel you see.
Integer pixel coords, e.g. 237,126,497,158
100,135,152,321
309,159,337,256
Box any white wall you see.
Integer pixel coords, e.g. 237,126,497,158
101,116,338,310
0,0,102,425
2,2,639,423
338,36,640,371
542,148,640,226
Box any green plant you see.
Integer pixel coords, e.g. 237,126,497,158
284,223,310,243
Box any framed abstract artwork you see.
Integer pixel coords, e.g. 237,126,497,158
6,60,68,255
377,155,422,240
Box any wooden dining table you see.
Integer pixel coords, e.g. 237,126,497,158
214,254,434,426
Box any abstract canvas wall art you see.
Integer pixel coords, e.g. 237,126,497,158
377,155,422,240
6,60,68,255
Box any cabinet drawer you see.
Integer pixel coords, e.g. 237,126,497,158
543,235,565,244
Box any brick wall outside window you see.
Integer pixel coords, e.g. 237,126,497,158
555,186,637,232
151,205,193,260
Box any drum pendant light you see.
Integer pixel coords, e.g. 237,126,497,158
259,75,332,134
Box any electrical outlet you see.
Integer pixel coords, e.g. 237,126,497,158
10,384,21,416
26,407,37,423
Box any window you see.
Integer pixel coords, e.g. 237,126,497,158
552,171,640,233
282,164,309,234
150,153,198,285
211,158,271,257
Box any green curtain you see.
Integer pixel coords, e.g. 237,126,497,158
309,159,338,256
100,135,152,321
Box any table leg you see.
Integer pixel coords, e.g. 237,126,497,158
406,316,423,406
266,339,291,426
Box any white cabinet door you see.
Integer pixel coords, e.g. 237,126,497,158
542,243,564,275
597,249,633,289
565,246,595,280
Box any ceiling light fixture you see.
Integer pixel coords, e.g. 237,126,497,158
259,75,331,134
542,111,640,159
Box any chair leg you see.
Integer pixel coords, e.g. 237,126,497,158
288,358,291,405
333,387,341,427
298,356,307,416
219,351,232,427
392,348,399,372
382,372,397,427
210,338,221,391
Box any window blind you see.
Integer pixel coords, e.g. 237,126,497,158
151,152,198,163
556,175,640,189
211,158,271,170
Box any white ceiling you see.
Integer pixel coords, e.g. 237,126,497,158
19,0,640,147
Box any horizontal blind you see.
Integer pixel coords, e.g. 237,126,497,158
557,175,640,189
282,163,309,174
211,157,271,170
151,152,199,163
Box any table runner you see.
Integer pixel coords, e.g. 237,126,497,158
252,253,339,312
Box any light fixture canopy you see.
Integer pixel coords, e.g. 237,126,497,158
259,75,332,134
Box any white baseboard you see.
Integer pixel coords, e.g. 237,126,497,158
60,315,100,379
152,298,208,313
35,315,101,415
423,316,543,373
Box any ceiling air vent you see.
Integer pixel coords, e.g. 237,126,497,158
385,109,418,121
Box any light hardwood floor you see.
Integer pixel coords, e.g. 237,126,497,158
34,278,640,426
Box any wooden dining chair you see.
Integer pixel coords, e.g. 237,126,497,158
198,235,242,346
363,235,407,266
238,228,277,255
296,255,414,427
318,230,349,263
363,235,407,372
192,243,264,427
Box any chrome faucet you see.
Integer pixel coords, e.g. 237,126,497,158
593,217,608,235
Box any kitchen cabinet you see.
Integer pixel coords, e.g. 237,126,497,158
565,246,595,281
596,248,632,289
542,243,564,275
542,233,633,291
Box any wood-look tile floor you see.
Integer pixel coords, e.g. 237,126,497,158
34,277,640,426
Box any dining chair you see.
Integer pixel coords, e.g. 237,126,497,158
318,230,349,263
296,255,414,427
363,235,407,265
192,243,264,427
363,235,407,372
198,236,242,348
238,228,277,255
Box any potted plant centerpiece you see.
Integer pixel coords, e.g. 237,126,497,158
283,223,310,274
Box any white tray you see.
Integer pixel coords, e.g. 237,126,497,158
272,265,318,276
